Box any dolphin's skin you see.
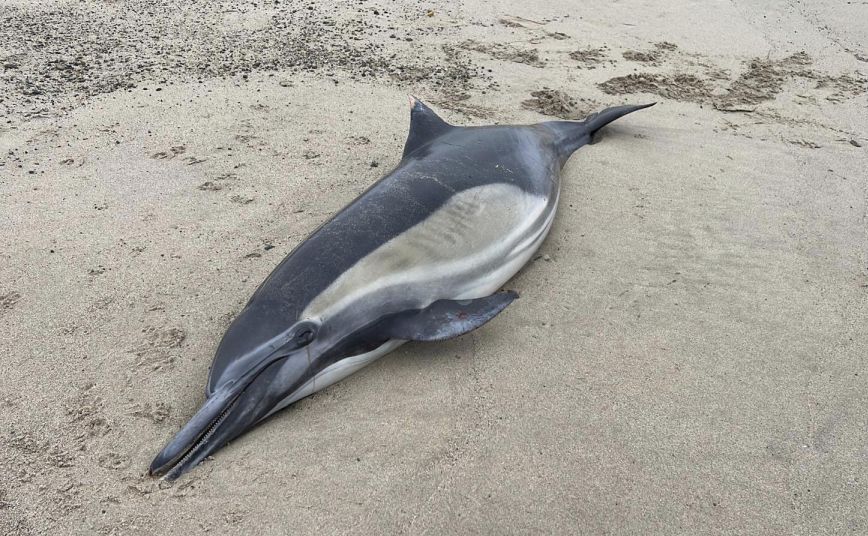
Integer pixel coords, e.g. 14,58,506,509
149,97,653,479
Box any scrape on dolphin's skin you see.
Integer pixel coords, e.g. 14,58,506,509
149,96,654,480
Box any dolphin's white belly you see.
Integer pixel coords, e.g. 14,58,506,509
267,182,558,416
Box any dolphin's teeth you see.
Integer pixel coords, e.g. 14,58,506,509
164,397,237,479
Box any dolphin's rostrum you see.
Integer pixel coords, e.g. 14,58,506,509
149,96,653,479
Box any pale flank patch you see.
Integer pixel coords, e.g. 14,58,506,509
303,183,553,320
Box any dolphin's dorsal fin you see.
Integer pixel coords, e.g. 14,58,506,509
381,291,518,341
403,96,453,158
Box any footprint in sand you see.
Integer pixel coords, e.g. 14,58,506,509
521,88,600,120
347,135,371,145
151,145,186,159
64,384,112,443
128,402,171,423
198,172,238,192
98,452,130,471
459,39,545,68
1,291,21,313
621,42,678,66
132,326,186,372
568,47,614,70
198,181,223,191
598,48,867,110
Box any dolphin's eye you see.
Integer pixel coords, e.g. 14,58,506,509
295,329,313,345
293,320,318,347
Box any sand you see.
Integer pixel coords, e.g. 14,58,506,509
1,0,867,534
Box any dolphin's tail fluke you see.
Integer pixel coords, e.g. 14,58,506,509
543,102,655,166
582,103,655,139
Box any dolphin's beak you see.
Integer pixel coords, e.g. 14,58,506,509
148,368,260,478
150,340,315,480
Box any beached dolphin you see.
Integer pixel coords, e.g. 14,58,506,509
149,97,653,479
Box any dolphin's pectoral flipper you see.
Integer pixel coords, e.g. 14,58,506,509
382,290,519,342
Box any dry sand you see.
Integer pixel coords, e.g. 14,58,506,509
2,0,867,534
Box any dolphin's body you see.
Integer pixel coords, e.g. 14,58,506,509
150,98,652,479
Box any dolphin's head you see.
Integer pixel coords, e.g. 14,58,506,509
148,298,381,480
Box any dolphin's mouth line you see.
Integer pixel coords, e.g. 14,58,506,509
161,395,240,479
151,350,299,479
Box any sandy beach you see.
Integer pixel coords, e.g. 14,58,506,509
1,0,867,534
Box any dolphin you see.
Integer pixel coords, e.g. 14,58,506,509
149,97,653,479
